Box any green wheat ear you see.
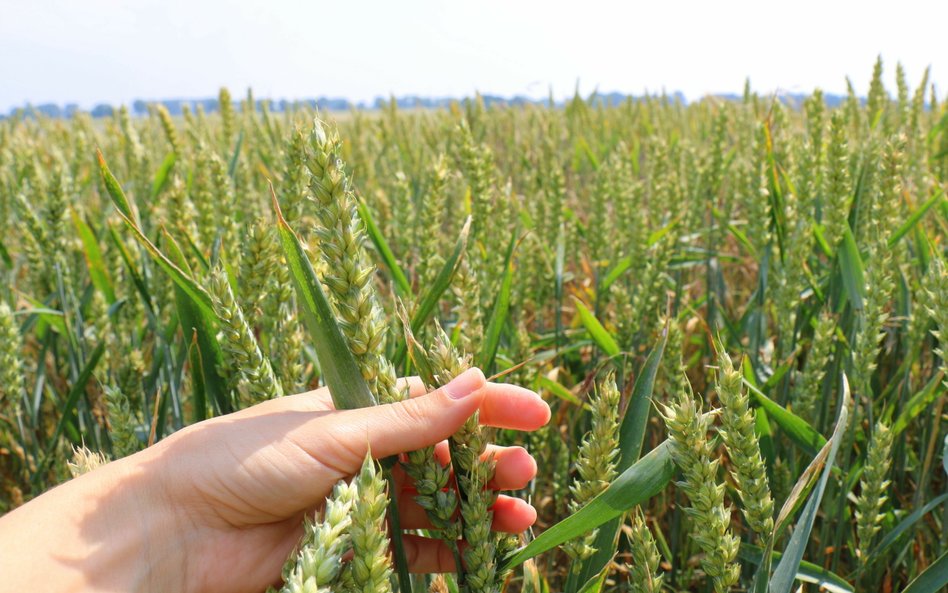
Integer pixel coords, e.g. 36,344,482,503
66,445,110,478
207,266,283,405
714,345,774,539
564,371,621,560
280,479,357,593
344,454,394,593
305,118,403,405
627,509,664,593
854,421,894,559
661,382,740,593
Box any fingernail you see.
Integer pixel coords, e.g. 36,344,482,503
444,368,484,400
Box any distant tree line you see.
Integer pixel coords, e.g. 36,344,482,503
2,90,856,120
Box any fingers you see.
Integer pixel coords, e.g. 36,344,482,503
398,493,537,533
316,368,489,463
246,374,549,434
402,534,459,574
431,443,537,490
408,379,550,431
477,384,551,430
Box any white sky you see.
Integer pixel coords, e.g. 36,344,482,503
1,0,945,112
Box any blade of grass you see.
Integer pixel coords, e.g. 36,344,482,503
501,441,675,570
46,342,105,453
600,255,632,291
0,237,11,268
572,297,619,358
839,224,866,311
888,187,944,248
478,231,518,371
393,217,471,368
162,228,230,415
743,358,826,456
537,375,582,407
618,331,668,469
768,376,851,593
862,492,948,567
72,212,116,304
356,198,410,296
150,152,176,199
901,550,948,593
187,330,208,422
98,151,216,317
738,544,853,593
228,130,243,179
891,371,945,435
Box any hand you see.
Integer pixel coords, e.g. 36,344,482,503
0,368,550,593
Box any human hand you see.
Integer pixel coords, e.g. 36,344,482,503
0,368,550,593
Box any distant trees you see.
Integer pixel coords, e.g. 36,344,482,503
2,90,863,120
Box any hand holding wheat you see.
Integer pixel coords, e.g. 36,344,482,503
0,368,550,593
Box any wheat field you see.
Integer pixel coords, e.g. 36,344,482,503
1,59,947,592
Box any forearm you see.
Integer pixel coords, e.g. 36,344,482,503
0,452,184,592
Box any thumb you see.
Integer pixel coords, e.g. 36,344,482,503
329,368,487,462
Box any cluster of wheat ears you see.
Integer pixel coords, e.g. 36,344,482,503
1,58,947,592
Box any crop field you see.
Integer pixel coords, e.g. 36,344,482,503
1,59,947,592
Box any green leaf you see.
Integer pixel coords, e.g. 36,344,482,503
98,153,214,315
150,152,176,199
356,198,411,296
901,550,948,593
738,544,853,593
478,231,518,370
537,375,582,406
0,236,11,268
97,149,138,225
573,297,619,358
187,330,208,422
863,493,948,565
395,300,436,388
47,342,106,451
647,218,678,247
756,407,775,467
743,363,826,456
501,441,675,570
600,255,632,291
107,224,154,316
228,130,244,179
575,565,609,593
162,228,230,416
769,376,851,593
618,331,668,471
98,151,216,318
272,186,376,410
726,221,756,257
891,371,945,435
393,218,471,368
71,212,116,304
888,187,944,248
18,299,67,336
839,224,866,310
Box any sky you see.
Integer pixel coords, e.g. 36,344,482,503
1,0,946,112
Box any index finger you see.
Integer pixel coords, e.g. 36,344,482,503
404,376,550,431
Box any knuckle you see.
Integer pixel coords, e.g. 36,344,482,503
396,397,431,428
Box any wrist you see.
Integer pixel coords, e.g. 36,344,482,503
103,449,192,592
0,448,187,593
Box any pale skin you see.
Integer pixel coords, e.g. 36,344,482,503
0,367,551,593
